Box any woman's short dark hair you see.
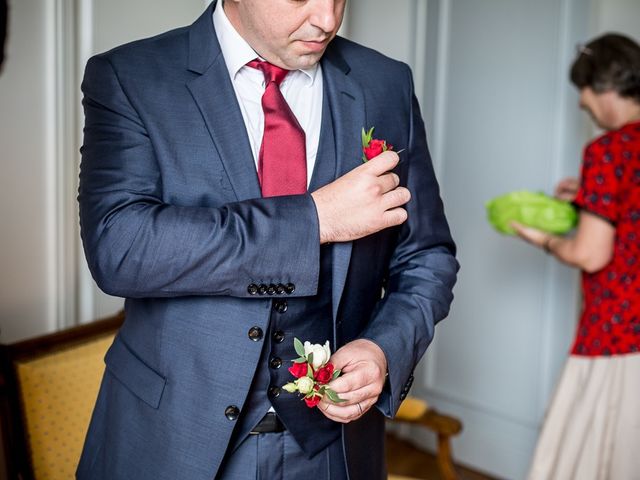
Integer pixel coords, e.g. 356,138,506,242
570,33,640,102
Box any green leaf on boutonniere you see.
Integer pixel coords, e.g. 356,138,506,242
294,338,305,357
293,357,306,363
307,352,313,368
361,127,374,148
306,364,315,378
331,369,341,380
325,388,345,403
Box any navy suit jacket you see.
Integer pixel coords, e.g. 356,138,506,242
77,3,458,479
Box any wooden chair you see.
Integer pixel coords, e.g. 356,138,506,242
387,396,463,480
0,311,124,480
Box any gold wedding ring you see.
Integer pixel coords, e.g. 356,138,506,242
356,402,363,415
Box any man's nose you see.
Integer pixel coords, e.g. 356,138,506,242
309,0,342,33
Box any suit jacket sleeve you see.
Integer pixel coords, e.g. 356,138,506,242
359,65,459,417
78,54,321,298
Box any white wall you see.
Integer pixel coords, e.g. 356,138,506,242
0,0,56,342
0,0,204,342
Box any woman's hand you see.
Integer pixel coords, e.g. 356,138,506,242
554,177,580,202
511,211,615,273
511,222,549,249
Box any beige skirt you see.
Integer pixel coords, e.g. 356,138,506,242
527,352,640,480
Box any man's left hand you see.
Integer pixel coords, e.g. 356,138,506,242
318,339,387,423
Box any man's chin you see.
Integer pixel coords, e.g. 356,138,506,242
287,51,326,70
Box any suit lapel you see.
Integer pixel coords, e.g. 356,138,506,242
185,1,261,201
321,46,366,322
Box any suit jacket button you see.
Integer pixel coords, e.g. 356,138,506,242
268,386,281,398
248,327,263,341
267,284,277,295
247,284,258,295
258,284,268,295
225,405,240,421
273,300,288,313
269,357,283,369
399,392,407,401
272,330,285,343
285,283,295,295
276,284,286,295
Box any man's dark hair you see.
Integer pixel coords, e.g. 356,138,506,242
570,33,640,102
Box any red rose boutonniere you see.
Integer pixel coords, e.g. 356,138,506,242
282,338,344,408
362,126,394,162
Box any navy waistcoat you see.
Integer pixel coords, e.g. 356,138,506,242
228,93,340,458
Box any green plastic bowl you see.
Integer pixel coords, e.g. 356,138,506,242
486,190,578,235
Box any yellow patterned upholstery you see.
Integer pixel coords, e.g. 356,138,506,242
15,333,114,480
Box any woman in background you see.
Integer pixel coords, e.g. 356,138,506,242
512,33,640,480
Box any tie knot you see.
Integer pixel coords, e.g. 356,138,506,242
247,59,290,86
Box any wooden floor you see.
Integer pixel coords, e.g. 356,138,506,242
386,434,498,480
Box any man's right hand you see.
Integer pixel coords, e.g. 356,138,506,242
311,151,411,244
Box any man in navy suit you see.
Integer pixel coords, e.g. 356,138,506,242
77,1,458,479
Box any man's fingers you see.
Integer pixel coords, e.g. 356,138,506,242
363,150,400,175
381,186,411,211
319,397,376,423
378,207,408,230
327,365,386,401
329,384,378,406
378,172,400,193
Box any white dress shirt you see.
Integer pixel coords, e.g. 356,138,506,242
213,5,323,187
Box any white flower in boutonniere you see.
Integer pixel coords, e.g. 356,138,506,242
303,340,331,369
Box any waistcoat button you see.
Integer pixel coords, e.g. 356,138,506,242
269,357,283,369
272,330,285,343
273,300,288,313
268,386,281,398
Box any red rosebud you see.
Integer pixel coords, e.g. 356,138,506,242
304,395,321,408
363,139,386,160
363,139,394,160
288,362,308,379
314,363,334,384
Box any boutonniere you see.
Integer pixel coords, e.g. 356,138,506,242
362,126,394,162
282,338,344,408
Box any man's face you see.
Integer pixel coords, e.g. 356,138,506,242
224,0,346,70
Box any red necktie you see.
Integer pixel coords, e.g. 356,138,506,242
248,59,307,197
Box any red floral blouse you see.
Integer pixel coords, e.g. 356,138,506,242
572,121,640,356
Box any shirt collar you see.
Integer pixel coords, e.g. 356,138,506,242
212,2,318,86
